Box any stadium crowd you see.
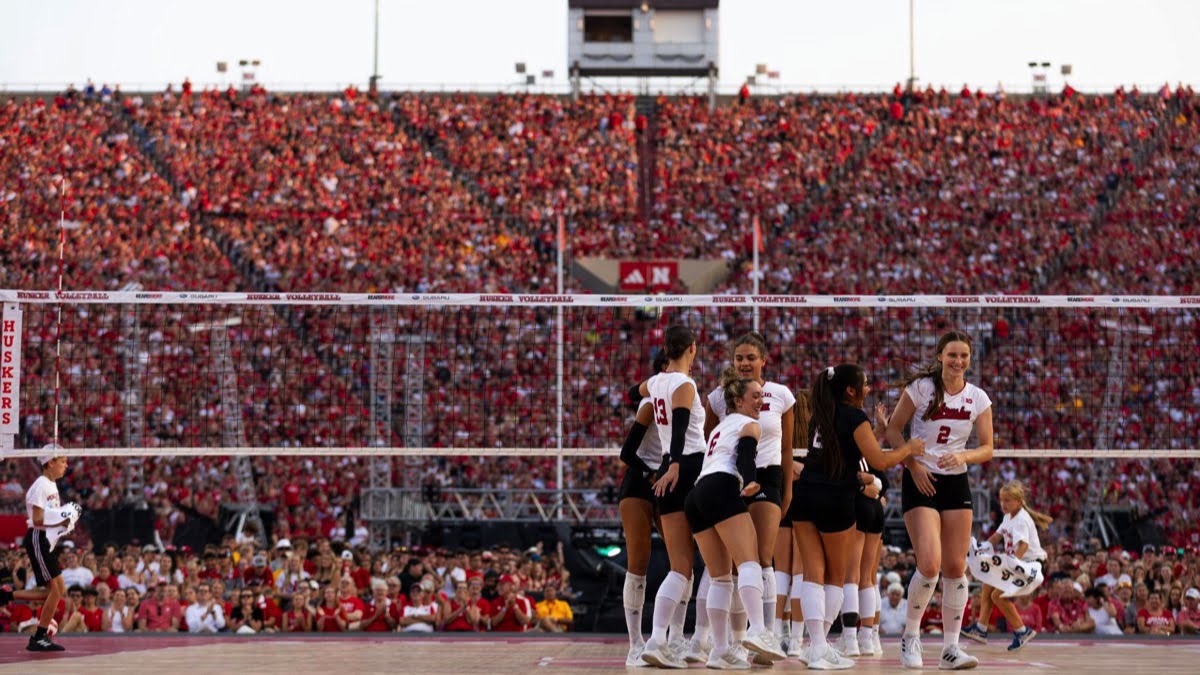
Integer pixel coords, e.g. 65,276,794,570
2,534,1199,636
1,82,1199,555
0,537,576,634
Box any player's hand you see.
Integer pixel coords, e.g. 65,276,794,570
909,461,938,496
857,471,874,486
740,482,761,498
937,453,966,470
653,463,680,496
863,483,881,499
905,438,926,458
791,461,803,480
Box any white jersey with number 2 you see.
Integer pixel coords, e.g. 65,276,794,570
904,377,991,476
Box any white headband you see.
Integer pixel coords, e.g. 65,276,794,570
826,366,835,380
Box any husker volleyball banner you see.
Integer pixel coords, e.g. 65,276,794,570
968,538,1044,598
0,303,21,448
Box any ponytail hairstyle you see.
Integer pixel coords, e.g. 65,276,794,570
720,364,754,413
901,330,974,421
663,325,696,361
792,390,811,450
1000,480,1054,531
809,363,866,480
652,349,669,374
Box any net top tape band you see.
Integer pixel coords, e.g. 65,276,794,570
3,291,1199,309
3,447,1198,459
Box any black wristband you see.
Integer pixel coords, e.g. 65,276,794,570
627,384,643,407
735,436,758,488
669,408,692,462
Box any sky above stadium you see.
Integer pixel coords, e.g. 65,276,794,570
1,0,1197,92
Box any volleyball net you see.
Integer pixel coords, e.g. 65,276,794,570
2,291,1197,461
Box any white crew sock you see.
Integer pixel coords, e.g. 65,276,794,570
708,576,734,653
737,561,767,635
650,571,688,645
789,573,805,642
841,582,859,641
801,581,827,652
822,584,844,638
904,571,940,638
623,572,647,647
730,576,747,642
942,576,969,650
668,574,692,642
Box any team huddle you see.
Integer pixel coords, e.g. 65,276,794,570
617,327,1036,670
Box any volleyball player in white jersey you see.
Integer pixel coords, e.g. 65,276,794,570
695,332,794,664
683,365,787,669
618,352,668,667
886,331,994,670
789,365,924,670
637,325,705,669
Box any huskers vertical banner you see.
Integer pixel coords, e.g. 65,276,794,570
0,303,21,450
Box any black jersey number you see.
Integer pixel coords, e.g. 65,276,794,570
707,432,721,456
653,399,669,426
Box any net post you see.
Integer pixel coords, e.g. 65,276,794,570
556,212,565,519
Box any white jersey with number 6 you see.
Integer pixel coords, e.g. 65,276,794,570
647,372,706,457
698,413,756,483
904,377,992,476
708,381,795,469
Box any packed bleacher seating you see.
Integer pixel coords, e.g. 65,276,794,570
1,83,1198,555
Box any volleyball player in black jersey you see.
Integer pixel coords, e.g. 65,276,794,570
787,365,924,670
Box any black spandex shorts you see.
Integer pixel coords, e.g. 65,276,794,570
855,495,885,534
786,480,856,533
744,465,784,507
684,473,748,534
901,468,973,513
779,476,801,527
23,529,61,587
656,454,704,515
618,466,656,504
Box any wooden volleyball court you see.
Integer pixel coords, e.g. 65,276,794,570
2,635,1199,673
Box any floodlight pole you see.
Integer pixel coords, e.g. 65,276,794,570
908,0,916,92
371,0,381,93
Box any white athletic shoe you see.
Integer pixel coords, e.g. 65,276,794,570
939,645,979,670
685,636,713,664
806,645,855,671
838,633,861,657
742,630,787,662
627,643,650,667
788,639,807,661
641,638,687,669
871,630,883,656
667,635,689,662
856,631,876,658
900,635,923,669
706,647,753,670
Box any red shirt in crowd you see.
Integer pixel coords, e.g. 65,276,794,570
80,606,104,633
316,604,347,632
1138,608,1174,630
362,598,402,632
489,595,534,632
444,597,486,632
243,566,275,588
1048,599,1087,631
1017,603,1044,632
92,575,120,591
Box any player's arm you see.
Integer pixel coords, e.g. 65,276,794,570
702,396,719,439
735,422,761,497
619,404,655,474
780,405,794,512
1013,540,1029,559
956,407,995,465
653,382,697,495
885,390,917,464
29,504,70,529
856,421,924,471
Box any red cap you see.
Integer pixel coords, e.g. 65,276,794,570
498,574,516,586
